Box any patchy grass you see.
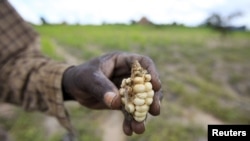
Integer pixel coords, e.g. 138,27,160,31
40,36,64,61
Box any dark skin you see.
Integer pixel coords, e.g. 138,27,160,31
62,52,163,135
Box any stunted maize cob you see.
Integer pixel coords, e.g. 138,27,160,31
119,60,154,122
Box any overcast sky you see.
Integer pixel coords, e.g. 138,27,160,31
9,0,250,28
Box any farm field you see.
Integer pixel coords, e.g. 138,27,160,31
1,25,250,141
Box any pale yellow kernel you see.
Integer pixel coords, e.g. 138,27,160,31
145,98,153,105
133,84,146,93
119,88,125,96
144,74,151,82
147,90,154,98
144,82,153,91
135,92,147,99
133,77,144,84
121,97,126,104
121,79,126,87
134,111,147,117
125,78,131,84
125,103,135,113
134,116,146,122
135,105,149,112
133,97,145,106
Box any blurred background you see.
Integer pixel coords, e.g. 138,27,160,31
0,0,249,141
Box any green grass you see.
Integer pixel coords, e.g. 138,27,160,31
0,108,61,141
1,24,249,141
40,36,64,61
36,24,250,140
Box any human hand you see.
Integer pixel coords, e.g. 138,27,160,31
62,52,163,135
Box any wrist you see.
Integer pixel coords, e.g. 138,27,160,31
62,66,76,101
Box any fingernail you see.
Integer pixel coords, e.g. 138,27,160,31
131,120,145,134
104,92,116,108
104,92,121,109
111,94,121,109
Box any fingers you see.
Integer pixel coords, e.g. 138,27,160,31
131,120,145,134
92,72,122,109
103,92,121,109
96,72,121,109
123,118,133,136
138,56,161,91
122,107,145,135
122,116,145,136
148,90,162,116
79,65,122,109
114,52,161,91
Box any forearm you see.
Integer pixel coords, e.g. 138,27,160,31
0,46,75,131
0,0,75,135
0,51,69,112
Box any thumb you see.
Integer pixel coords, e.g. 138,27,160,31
90,71,121,109
103,91,121,109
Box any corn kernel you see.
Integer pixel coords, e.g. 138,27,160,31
133,97,145,106
134,116,146,122
133,84,145,93
133,77,144,84
135,92,147,99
